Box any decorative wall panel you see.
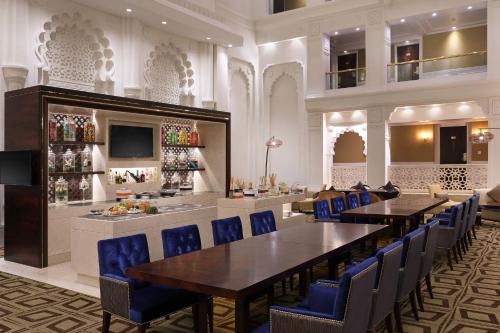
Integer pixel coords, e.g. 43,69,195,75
36,12,115,94
331,165,367,189
388,164,488,192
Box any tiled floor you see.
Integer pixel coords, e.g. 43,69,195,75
0,221,499,332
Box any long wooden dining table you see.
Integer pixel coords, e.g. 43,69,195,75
126,222,388,333
341,196,448,231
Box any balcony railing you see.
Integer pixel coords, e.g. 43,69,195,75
388,164,487,193
387,50,487,83
325,67,366,90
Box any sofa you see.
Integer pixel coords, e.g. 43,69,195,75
474,188,500,222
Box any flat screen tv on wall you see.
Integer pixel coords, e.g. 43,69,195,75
109,125,154,158
0,150,33,186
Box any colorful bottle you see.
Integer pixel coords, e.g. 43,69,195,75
189,124,199,146
67,116,76,141
49,117,57,142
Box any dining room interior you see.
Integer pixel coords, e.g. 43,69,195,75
0,0,500,333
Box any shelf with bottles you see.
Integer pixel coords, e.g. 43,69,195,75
48,143,97,174
49,113,97,144
162,144,205,149
49,141,105,146
161,170,195,194
161,119,200,147
108,167,159,185
49,174,93,205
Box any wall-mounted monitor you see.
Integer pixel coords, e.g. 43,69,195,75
0,150,33,186
109,124,154,158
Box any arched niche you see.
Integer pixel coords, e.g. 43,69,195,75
333,131,367,163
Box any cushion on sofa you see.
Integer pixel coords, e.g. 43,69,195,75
487,184,500,203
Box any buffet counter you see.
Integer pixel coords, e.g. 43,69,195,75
48,192,222,266
217,193,307,238
70,193,222,286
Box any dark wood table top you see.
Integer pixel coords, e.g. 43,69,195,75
481,202,500,209
126,223,387,299
341,197,448,219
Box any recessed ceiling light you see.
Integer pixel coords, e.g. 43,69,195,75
228,44,233,48
206,37,211,40
344,50,348,54
161,21,167,25
400,18,406,23
467,5,473,10
334,31,339,35
452,26,457,30
432,12,437,17
355,27,360,31
126,8,132,12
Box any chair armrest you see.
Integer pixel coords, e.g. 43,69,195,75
270,306,343,333
99,275,130,319
315,279,340,287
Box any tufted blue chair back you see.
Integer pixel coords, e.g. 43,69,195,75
359,191,371,206
331,196,346,214
250,210,277,236
313,200,331,220
162,225,202,258
212,216,244,246
338,257,378,333
98,234,150,279
397,228,425,301
466,194,480,232
370,241,403,329
458,199,471,239
420,220,439,279
445,204,460,227
346,193,359,209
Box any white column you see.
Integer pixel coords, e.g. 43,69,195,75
487,98,500,187
366,107,392,188
200,43,216,108
487,0,500,81
365,9,391,89
213,45,228,111
308,112,324,190
306,22,329,96
122,18,143,99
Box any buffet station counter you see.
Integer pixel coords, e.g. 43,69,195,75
217,193,307,238
71,196,220,286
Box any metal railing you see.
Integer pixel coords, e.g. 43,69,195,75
325,67,366,90
387,50,487,83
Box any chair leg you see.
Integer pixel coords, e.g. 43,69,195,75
446,249,454,270
137,324,147,333
416,280,425,312
208,297,214,333
385,313,394,333
394,302,404,333
192,304,199,333
409,291,420,320
102,311,111,333
452,246,459,264
457,242,464,260
425,273,434,299
467,231,473,245
472,226,477,240
462,237,469,253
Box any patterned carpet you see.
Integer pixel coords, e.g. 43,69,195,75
0,221,499,332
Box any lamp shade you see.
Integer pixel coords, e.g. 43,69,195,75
265,136,283,148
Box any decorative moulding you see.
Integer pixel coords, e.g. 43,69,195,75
201,100,217,110
263,61,304,97
229,57,255,97
144,42,195,106
330,128,367,157
36,12,115,94
1,65,29,91
123,87,142,99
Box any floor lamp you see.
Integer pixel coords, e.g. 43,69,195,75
264,136,283,182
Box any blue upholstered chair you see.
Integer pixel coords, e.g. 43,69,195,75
250,210,277,236
161,225,214,332
368,241,404,332
98,234,204,333
331,196,353,223
313,200,340,222
161,224,202,258
464,194,480,245
393,228,426,333
346,193,359,209
211,216,244,246
415,220,440,311
359,191,371,206
436,204,464,270
252,257,379,333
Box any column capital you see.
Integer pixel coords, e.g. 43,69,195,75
366,107,394,124
2,65,28,91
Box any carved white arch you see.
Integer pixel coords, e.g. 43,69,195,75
263,61,304,97
144,42,194,105
36,12,115,94
330,129,367,157
228,57,257,180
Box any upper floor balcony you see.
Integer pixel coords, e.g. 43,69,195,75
325,3,488,91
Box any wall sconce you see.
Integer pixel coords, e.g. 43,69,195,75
471,128,499,144
418,131,433,142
